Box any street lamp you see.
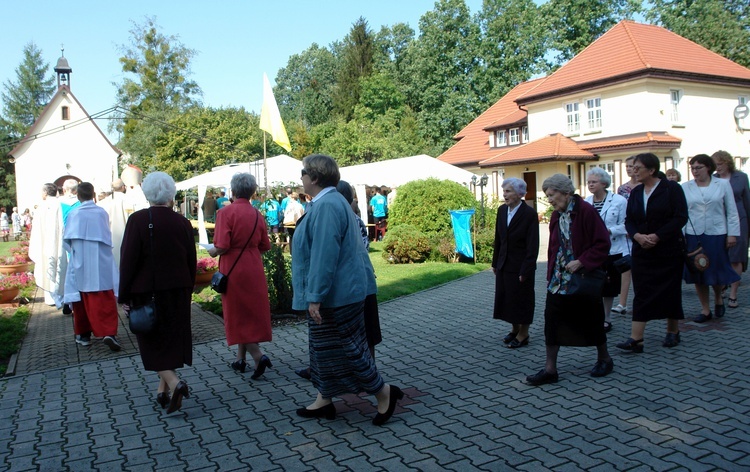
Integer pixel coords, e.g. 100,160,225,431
472,174,489,228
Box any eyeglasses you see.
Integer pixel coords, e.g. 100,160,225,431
690,165,706,171
301,169,308,178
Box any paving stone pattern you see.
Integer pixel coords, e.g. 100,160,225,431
1,261,749,470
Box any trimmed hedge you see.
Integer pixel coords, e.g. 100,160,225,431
382,224,431,263
389,178,476,235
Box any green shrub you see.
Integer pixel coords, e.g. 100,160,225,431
382,224,432,263
428,230,458,262
389,178,476,235
192,287,223,315
474,227,496,264
263,244,293,313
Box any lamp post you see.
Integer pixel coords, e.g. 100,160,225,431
472,174,489,228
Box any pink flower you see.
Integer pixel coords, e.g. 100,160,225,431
0,272,34,290
2,255,27,265
196,256,219,274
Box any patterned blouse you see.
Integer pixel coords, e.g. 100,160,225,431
548,200,575,294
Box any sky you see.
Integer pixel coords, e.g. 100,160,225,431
0,0,483,142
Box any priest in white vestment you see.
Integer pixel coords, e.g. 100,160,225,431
29,183,66,307
63,182,122,351
97,179,130,270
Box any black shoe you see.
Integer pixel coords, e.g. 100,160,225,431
502,331,517,344
295,367,312,380
603,321,612,333
62,303,72,315
662,332,681,348
507,336,529,349
167,380,189,414
231,359,246,373
615,338,644,353
251,355,273,380
156,392,170,409
372,385,404,426
103,336,122,352
526,369,558,386
75,333,91,346
693,312,712,323
591,359,614,377
296,403,336,420
715,304,725,319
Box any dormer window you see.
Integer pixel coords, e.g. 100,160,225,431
509,128,520,145
61,106,69,120
522,126,529,142
495,130,507,147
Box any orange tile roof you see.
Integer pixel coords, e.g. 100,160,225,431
517,20,750,104
483,109,527,130
479,134,596,166
439,79,543,166
578,131,681,153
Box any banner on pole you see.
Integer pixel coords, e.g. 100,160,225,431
450,209,475,258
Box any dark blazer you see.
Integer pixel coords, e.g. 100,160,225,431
492,201,539,279
625,175,688,259
547,195,611,281
118,207,197,302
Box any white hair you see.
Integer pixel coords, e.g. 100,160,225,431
142,172,176,205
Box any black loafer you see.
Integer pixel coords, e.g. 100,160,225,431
231,359,246,373
662,332,681,347
615,338,644,353
295,367,312,380
591,359,614,377
507,336,529,349
296,403,336,420
603,321,612,333
526,369,558,386
715,304,725,318
503,331,517,344
693,312,712,323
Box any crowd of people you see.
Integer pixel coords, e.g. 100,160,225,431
492,151,748,385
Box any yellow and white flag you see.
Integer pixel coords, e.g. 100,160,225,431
259,73,291,152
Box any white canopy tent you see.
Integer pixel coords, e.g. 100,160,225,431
175,154,302,243
339,154,478,219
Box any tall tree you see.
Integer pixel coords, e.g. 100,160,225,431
0,42,55,138
476,0,549,103
542,0,641,66
113,17,202,163
275,43,338,127
405,0,483,151
333,17,375,120
647,0,750,68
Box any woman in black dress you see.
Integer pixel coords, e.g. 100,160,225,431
492,178,539,349
119,172,197,414
616,153,688,352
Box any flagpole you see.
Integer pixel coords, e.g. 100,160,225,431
263,132,268,193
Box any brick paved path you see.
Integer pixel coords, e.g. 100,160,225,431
1,264,749,470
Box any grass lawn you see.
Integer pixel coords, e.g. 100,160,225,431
0,240,19,259
368,241,490,302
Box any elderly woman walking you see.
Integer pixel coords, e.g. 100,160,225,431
119,172,197,414
293,154,403,425
209,173,274,379
492,178,539,349
585,167,629,333
527,174,613,386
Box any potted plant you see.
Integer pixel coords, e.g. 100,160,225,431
10,241,30,262
195,256,219,285
0,255,31,275
0,272,33,303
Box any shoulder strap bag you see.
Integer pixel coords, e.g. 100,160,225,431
129,208,158,334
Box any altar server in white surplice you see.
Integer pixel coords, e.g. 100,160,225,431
29,183,65,307
97,179,130,270
63,182,122,352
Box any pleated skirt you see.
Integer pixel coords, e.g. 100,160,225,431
309,301,385,398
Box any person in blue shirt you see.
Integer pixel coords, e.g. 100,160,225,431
216,191,229,210
369,187,388,241
262,195,281,243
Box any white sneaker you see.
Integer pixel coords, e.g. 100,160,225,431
612,304,627,314
103,336,122,352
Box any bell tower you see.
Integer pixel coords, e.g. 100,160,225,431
54,46,72,89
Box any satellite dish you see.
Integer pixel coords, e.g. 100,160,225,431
734,104,749,120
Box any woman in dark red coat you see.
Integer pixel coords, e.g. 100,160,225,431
119,172,196,414
526,174,613,386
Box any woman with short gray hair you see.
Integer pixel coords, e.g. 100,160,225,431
120,171,197,414
527,174,614,385
209,172,274,380
492,178,539,349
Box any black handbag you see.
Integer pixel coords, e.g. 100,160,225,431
211,209,259,294
613,255,631,274
567,269,606,297
129,209,157,334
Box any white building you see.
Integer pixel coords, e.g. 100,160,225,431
10,53,120,212
439,21,750,211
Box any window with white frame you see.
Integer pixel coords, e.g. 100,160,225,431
585,97,602,130
565,102,580,133
495,130,507,147
509,128,520,145
670,89,682,123
522,126,529,142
